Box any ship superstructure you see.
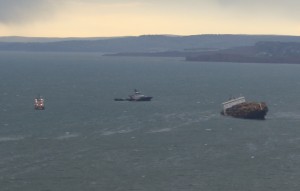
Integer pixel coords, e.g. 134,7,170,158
34,95,45,110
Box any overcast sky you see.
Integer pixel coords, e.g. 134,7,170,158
0,0,299,37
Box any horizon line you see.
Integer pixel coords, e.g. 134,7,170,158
0,33,299,39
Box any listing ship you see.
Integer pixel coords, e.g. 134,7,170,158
114,89,152,101
34,95,45,110
221,96,268,119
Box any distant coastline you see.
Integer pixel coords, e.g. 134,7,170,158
104,41,300,64
1,34,300,64
185,41,300,64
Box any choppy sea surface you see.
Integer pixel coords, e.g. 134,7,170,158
1,52,300,191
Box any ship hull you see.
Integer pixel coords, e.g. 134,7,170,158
128,96,152,101
114,97,152,101
34,106,45,110
221,102,268,120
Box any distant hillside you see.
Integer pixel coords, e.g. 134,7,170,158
0,36,116,43
186,41,300,64
1,34,300,53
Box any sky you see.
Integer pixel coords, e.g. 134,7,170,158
0,0,299,37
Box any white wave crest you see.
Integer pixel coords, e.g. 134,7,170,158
56,132,79,140
0,136,24,142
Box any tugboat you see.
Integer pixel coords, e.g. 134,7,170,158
114,89,153,101
34,95,45,110
221,96,268,119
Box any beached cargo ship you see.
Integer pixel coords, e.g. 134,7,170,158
221,97,268,119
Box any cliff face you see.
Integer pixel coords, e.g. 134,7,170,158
221,102,268,120
186,42,300,64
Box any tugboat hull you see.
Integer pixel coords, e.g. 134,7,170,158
127,96,152,101
34,106,45,110
114,97,152,101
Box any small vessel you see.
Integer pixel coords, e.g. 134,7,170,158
114,89,153,101
221,96,268,119
34,95,45,110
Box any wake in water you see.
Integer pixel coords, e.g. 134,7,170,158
270,111,300,120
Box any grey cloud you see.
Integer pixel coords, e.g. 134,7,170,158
215,0,300,10
214,0,300,20
0,0,63,24
1,0,300,24
0,0,135,24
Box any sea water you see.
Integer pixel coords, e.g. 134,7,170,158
1,52,300,190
